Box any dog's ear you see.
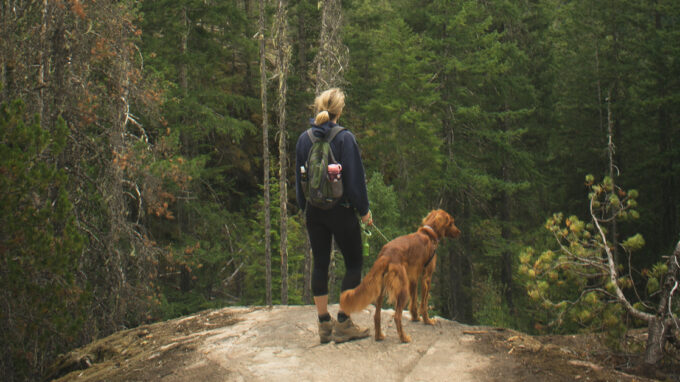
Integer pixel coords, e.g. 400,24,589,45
424,210,461,238
423,209,448,238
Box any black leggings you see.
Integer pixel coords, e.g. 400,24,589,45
306,204,363,296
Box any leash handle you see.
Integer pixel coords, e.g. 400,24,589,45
360,221,372,236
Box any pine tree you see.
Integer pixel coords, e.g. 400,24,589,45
400,0,539,322
140,0,260,312
345,0,441,222
0,100,84,381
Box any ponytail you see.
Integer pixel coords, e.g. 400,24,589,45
313,88,345,125
314,110,331,125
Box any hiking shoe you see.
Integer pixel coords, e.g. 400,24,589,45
333,317,369,343
318,318,335,344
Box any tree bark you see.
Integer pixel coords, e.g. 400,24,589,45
500,189,514,311
258,0,272,307
179,7,189,96
644,240,680,365
37,0,47,126
296,4,307,81
645,317,668,366
606,89,619,262
275,0,291,305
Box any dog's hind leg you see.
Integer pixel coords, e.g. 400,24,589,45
374,286,385,341
408,280,419,322
394,289,411,343
392,267,411,343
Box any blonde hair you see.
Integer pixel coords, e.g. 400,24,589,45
314,88,345,125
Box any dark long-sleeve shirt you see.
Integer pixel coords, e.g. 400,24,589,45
295,120,369,216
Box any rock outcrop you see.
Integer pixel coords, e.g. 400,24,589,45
48,305,652,381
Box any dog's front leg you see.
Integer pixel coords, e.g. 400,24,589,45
408,280,419,322
374,288,385,341
420,272,436,325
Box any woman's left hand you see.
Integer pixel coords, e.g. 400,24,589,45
361,210,373,226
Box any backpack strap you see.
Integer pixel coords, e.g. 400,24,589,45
306,128,317,143
326,125,345,142
306,125,345,143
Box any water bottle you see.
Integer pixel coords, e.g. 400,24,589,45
327,163,342,182
361,221,371,257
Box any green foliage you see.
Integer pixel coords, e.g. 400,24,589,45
0,100,85,380
521,175,649,340
364,171,403,259
345,0,442,221
138,0,263,319
3,0,680,377
140,0,259,210
472,277,514,328
236,177,309,306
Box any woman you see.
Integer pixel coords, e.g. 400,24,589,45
295,88,373,344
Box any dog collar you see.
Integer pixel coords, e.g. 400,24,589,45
422,225,439,268
422,225,439,242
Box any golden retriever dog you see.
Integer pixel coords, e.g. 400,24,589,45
340,209,461,343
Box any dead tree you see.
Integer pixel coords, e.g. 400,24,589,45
258,0,272,307
312,0,349,95
644,240,680,365
273,0,291,305
591,206,680,364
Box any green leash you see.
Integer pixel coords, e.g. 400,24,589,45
371,224,390,243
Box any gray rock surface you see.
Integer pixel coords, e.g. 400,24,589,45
52,305,649,381
152,305,512,382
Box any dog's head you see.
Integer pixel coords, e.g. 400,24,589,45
422,209,461,239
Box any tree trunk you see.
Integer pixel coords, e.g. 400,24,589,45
258,0,272,307
296,4,307,81
313,0,347,94
179,7,189,96
37,0,48,126
500,167,514,311
275,0,291,305
499,103,515,312
644,239,680,365
645,317,668,365
444,244,456,318
606,89,619,262
50,14,67,128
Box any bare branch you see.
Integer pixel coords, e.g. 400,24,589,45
222,262,244,288
590,197,653,322
670,281,679,330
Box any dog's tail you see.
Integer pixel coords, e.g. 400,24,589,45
340,256,389,313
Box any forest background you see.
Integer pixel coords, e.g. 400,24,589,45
1,0,679,380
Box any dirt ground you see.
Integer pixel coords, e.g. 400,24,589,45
45,305,673,381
